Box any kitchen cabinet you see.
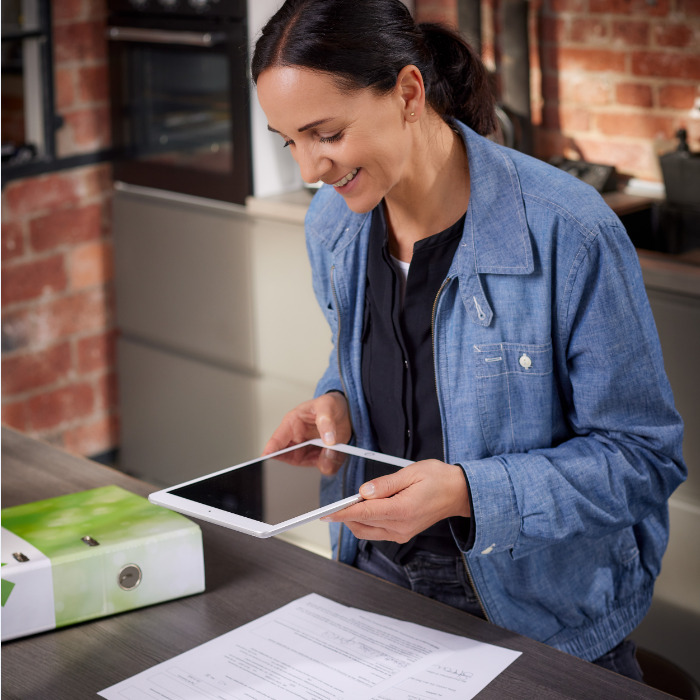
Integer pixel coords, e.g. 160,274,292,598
630,252,700,683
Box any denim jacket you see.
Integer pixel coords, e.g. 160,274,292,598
306,122,686,661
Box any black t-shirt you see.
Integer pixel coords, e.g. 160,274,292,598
361,203,465,562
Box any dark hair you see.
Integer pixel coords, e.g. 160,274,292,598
251,0,497,136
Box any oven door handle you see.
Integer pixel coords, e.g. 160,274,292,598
107,26,226,47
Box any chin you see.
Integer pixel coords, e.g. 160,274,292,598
340,192,383,215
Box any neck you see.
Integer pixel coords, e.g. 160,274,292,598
384,114,470,262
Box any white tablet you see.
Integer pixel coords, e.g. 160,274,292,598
148,440,412,538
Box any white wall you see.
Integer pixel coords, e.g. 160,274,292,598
247,0,303,197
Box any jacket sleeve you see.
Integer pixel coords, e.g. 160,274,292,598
304,206,345,401
457,219,686,560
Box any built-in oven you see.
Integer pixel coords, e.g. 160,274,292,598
107,0,251,204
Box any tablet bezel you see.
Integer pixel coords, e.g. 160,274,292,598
148,440,411,538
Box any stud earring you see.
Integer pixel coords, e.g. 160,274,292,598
410,112,415,116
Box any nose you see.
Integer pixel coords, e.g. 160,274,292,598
294,144,332,185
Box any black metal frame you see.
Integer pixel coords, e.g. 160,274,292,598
1,0,93,187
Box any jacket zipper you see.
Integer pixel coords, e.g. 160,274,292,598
432,276,490,622
431,278,451,462
330,265,350,562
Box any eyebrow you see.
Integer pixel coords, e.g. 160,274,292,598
267,117,335,135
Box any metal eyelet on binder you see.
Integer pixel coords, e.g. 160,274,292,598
118,564,142,591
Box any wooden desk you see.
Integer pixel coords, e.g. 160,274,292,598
1,427,670,699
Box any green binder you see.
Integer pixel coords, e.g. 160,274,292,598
1,485,205,641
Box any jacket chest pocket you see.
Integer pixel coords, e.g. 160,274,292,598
474,342,554,455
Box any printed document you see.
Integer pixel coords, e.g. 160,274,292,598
99,593,521,699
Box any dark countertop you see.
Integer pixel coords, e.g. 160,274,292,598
1,427,673,699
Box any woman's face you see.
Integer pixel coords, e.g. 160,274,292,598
257,66,414,214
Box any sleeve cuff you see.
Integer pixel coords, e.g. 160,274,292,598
455,457,520,557
449,468,476,550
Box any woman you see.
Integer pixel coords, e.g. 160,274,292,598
252,0,685,680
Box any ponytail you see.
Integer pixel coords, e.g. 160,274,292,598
252,0,497,136
418,23,497,136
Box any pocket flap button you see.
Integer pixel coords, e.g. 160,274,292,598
519,353,532,369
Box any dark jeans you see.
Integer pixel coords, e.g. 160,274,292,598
355,541,645,683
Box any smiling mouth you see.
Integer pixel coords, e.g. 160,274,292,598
331,168,358,188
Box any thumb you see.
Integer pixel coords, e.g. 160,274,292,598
316,413,337,446
359,470,407,499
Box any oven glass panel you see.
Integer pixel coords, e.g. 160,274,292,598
126,45,232,175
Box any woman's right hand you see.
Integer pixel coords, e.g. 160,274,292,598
262,391,352,456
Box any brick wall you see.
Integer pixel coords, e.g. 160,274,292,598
415,0,459,25
1,0,117,458
415,0,700,182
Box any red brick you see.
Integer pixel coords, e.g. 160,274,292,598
589,0,670,16
569,18,609,44
574,136,660,179
58,106,112,155
1,306,35,353
550,0,587,11
29,203,105,252
415,0,458,26
53,20,107,65
549,47,627,73
595,112,678,140
611,20,651,47
658,84,700,110
54,66,76,111
27,383,95,431
3,172,85,219
41,287,114,342
616,82,654,108
63,414,119,457
544,104,591,132
1,254,68,306
2,400,29,431
632,51,700,80
678,0,700,16
77,330,117,374
68,240,114,290
93,370,119,412
53,0,107,25
2,221,25,261
1,342,72,396
83,163,114,199
52,0,88,24
7,166,112,221
557,75,612,105
652,23,695,48
77,65,110,105
2,288,113,349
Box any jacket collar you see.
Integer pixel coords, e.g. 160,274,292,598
456,122,533,276
306,122,533,278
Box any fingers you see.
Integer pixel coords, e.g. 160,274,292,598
321,461,471,543
262,393,351,455
315,391,351,446
359,469,409,499
323,496,416,543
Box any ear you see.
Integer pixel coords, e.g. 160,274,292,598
395,64,425,122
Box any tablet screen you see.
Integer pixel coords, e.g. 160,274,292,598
166,443,392,526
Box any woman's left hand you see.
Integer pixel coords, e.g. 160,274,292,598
321,460,470,543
